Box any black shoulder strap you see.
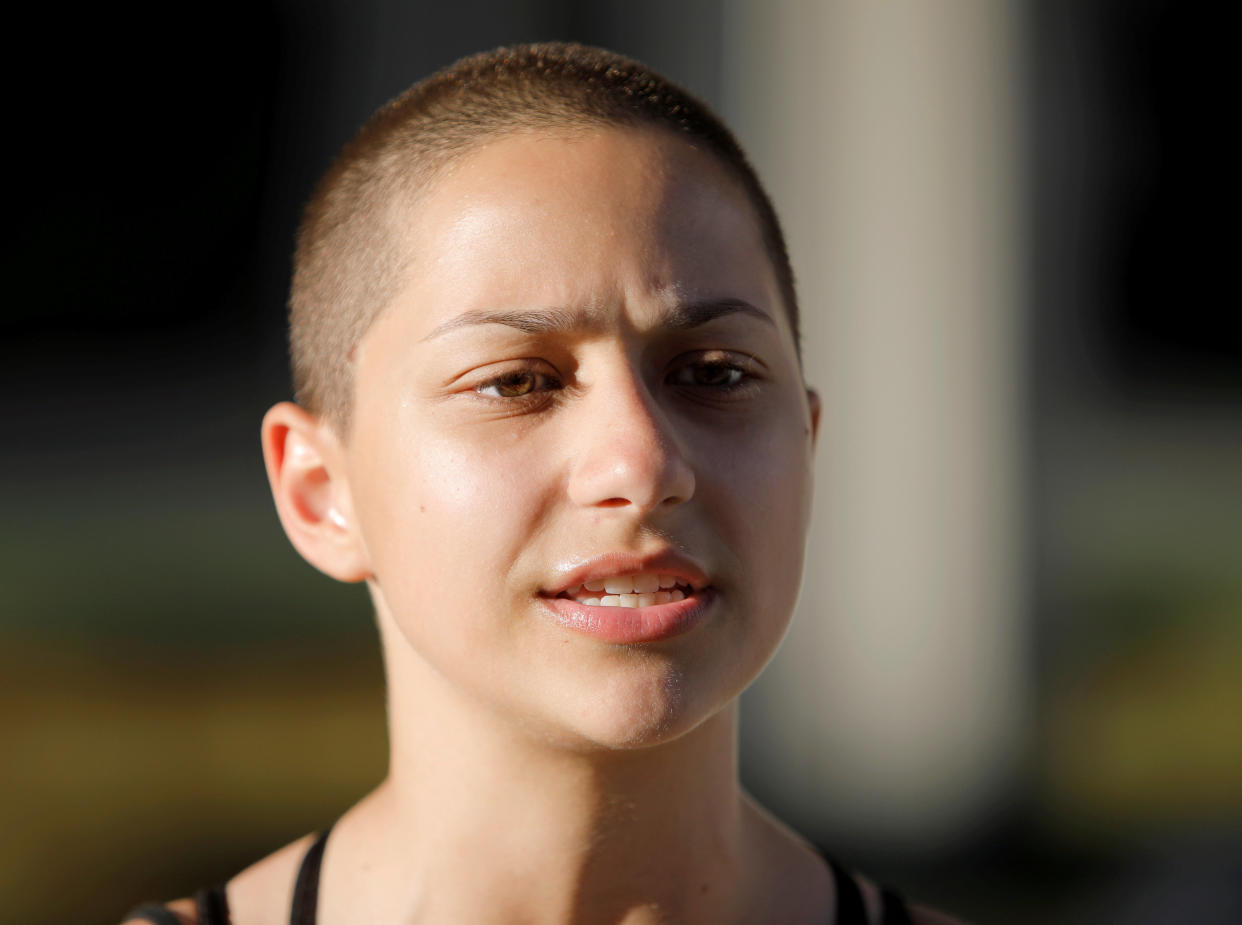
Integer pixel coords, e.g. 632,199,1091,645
195,885,230,925
823,854,868,925
290,825,334,925
122,886,229,925
820,851,915,925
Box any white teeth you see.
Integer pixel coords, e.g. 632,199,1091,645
633,574,659,593
576,589,688,607
567,573,696,606
597,573,680,595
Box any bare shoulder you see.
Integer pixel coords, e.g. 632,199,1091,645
119,832,318,925
738,795,970,924
225,831,321,925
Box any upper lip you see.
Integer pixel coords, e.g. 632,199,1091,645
542,551,711,596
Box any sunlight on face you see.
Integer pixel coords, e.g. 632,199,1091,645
344,127,818,750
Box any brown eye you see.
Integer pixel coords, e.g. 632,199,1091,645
671,361,748,389
694,364,745,387
476,370,558,398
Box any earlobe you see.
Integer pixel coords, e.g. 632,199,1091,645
806,388,822,448
261,402,370,583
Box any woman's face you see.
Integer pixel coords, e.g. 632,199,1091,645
343,126,818,750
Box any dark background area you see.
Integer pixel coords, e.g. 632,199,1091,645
1030,0,1240,402
2,2,1239,922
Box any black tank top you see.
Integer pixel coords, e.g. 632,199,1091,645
124,825,913,925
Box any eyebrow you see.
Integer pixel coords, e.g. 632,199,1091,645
421,298,774,341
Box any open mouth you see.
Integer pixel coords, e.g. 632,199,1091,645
554,573,696,608
541,566,712,643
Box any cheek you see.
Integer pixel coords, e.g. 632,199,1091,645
700,406,814,584
355,421,559,591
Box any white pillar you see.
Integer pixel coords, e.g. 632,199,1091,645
724,0,1027,846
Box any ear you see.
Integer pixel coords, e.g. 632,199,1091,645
261,401,370,583
806,387,822,448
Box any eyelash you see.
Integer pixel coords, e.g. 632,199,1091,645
667,357,756,393
474,369,562,400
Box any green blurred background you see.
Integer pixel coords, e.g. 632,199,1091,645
4,2,1240,923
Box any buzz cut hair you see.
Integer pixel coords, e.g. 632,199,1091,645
290,42,797,435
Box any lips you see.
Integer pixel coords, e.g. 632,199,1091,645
545,553,708,594
539,554,712,643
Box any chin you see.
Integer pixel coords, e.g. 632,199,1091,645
542,661,740,754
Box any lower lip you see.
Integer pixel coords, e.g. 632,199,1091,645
541,588,715,644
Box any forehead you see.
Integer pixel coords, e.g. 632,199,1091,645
385,126,784,334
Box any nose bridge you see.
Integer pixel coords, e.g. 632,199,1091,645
568,355,694,512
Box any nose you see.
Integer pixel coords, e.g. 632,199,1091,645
567,367,695,514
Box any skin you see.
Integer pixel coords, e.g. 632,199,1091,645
129,127,962,924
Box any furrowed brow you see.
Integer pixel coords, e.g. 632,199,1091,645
663,298,775,330
421,298,773,341
422,308,594,341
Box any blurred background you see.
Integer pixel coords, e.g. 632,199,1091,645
3,1,1239,922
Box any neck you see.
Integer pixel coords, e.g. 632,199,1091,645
329,609,762,925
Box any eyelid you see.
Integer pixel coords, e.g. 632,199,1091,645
467,359,565,403
445,356,554,386
476,369,559,397
436,344,563,388
673,348,766,373
665,349,768,395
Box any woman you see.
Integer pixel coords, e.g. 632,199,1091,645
126,43,962,925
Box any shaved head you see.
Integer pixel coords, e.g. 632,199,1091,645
289,42,797,435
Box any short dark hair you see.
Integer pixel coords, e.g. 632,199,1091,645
290,42,797,434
